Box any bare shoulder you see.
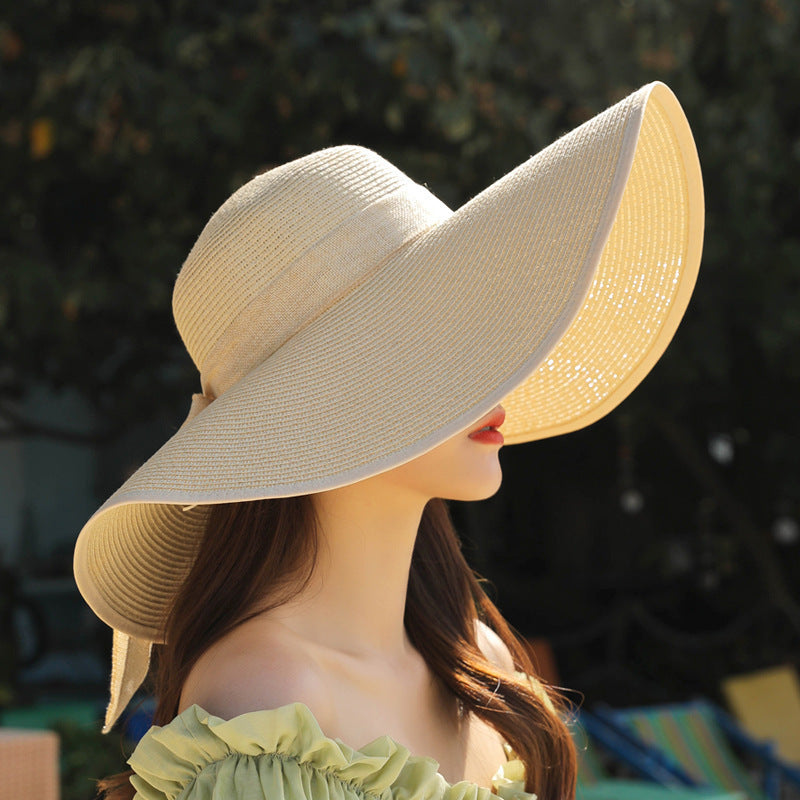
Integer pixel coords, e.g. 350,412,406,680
178,618,334,726
474,619,515,673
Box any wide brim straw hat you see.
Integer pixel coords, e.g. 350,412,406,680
75,81,703,730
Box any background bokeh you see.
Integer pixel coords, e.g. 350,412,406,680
2,0,799,738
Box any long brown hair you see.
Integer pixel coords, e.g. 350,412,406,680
98,497,576,799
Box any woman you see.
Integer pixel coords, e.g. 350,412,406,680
75,81,704,800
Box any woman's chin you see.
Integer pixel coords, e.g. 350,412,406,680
439,466,504,502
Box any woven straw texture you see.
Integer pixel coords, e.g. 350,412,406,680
75,81,702,644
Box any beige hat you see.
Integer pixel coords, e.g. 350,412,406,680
74,81,703,730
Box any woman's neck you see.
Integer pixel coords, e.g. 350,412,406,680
269,477,427,658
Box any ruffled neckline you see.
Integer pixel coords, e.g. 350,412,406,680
128,702,535,800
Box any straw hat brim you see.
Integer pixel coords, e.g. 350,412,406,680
75,81,703,643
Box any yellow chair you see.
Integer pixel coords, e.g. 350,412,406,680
722,665,800,765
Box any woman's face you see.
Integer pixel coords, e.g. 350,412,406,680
375,404,506,503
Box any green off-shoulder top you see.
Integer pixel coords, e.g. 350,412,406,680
128,703,536,800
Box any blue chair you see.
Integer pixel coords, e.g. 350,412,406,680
574,709,743,800
593,700,800,800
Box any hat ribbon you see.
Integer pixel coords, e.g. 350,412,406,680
104,390,214,732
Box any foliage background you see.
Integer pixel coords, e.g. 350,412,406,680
2,0,800,707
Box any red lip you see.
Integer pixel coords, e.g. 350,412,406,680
468,406,506,444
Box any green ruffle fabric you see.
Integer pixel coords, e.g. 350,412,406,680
128,704,538,800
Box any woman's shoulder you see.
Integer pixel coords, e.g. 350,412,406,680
178,619,335,727
179,618,518,737
474,620,515,672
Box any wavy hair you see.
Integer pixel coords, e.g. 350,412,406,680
98,496,576,799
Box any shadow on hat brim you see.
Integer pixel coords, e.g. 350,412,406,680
74,81,702,642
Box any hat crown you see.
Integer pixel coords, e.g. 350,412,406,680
172,146,451,397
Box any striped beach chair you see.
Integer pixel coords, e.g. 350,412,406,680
595,700,800,800
574,711,743,800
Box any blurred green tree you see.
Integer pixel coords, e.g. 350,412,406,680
2,0,799,700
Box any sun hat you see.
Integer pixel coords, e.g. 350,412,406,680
74,81,703,730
